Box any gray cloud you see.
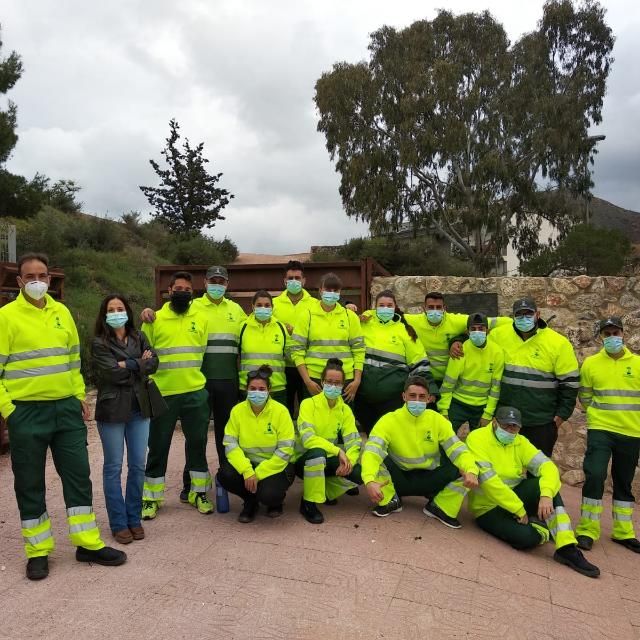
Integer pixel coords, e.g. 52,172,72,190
3,0,639,254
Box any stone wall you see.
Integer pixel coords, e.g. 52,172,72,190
371,275,640,492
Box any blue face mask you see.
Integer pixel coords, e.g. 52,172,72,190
106,311,128,328
286,279,303,295
207,284,226,300
406,400,427,417
323,384,343,400
247,390,269,407
321,291,340,306
376,307,395,323
494,425,516,445
426,310,444,324
514,315,536,333
469,330,487,347
254,307,273,321
603,335,624,355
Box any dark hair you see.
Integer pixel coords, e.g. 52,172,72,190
424,291,444,303
252,289,273,304
170,271,192,286
285,260,304,274
247,364,273,388
375,289,418,341
320,272,342,290
321,358,345,383
404,375,429,392
17,252,49,276
94,293,137,340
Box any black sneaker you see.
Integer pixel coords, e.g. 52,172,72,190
325,499,338,506
576,534,594,551
554,544,600,578
346,487,360,496
76,546,127,566
26,556,49,580
237,500,259,523
266,504,283,519
423,500,461,529
612,537,640,553
372,495,403,517
300,499,324,524
179,488,189,504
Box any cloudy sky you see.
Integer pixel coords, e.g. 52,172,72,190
2,1,639,254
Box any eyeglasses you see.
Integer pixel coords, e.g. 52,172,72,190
247,369,271,381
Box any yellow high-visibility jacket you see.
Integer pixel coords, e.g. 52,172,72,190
0,292,85,419
579,347,640,438
223,398,295,481
142,302,208,396
296,393,362,464
438,339,505,420
192,294,246,380
361,407,478,483
359,311,436,401
489,320,579,425
291,299,365,380
273,289,314,366
238,314,288,392
406,312,508,383
465,425,560,518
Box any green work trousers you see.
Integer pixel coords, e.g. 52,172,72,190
447,398,486,431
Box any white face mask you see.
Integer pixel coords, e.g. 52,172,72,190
24,280,48,300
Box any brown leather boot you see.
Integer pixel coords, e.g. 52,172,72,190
129,525,145,540
113,529,133,544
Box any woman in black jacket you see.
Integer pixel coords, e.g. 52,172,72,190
92,294,159,544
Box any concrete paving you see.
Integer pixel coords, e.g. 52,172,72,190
1,424,639,640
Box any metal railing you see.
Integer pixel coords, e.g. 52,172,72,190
0,223,17,263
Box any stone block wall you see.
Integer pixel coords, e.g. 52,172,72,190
371,275,640,492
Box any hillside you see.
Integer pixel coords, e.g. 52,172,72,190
589,196,640,242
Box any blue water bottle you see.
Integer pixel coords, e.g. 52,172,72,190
215,476,230,513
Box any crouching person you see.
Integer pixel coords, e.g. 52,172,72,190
217,365,295,523
296,358,363,524
361,376,479,527
466,406,600,578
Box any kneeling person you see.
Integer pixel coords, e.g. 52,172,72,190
296,358,363,524
466,406,599,578
218,365,296,523
361,376,479,527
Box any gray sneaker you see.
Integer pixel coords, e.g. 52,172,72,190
372,495,403,517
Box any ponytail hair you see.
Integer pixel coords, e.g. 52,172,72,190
321,358,345,384
375,289,417,342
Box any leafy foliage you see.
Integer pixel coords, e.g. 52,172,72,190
314,1,614,275
140,119,234,234
519,224,632,276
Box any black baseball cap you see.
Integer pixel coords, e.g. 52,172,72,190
495,406,522,428
467,312,489,330
206,266,228,280
599,317,623,331
513,297,537,314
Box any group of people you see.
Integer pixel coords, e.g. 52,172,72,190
1,253,638,583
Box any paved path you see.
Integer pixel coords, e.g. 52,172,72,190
1,425,639,640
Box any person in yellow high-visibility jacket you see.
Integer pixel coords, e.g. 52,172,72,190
465,406,600,578
355,289,437,434
272,260,314,417
291,272,365,403
438,313,505,431
576,317,640,555
0,253,126,580
218,365,296,523
239,290,289,406
295,358,363,524
141,271,213,521
361,376,479,526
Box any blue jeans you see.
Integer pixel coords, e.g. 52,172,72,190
97,413,150,533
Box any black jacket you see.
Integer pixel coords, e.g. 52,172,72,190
91,331,159,423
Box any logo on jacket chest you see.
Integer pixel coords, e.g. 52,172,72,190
338,319,346,329
424,431,433,442
189,321,198,333
264,422,274,435
625,366,634,378
273,333,281,344
53,315,64,330
487,363,494,373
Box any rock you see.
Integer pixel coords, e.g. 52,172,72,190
604,277,627,292
561,470,585,486
550,278,579,295
619,293,639,309
572,275,592,289
546,294,566,307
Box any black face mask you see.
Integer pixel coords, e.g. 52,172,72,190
170,291,192,314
